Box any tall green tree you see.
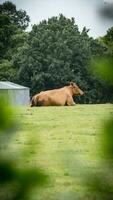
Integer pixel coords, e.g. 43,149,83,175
0,1,30,59
0,1,30,30
0,1,30,81
100,27,113,55
15,14,109,103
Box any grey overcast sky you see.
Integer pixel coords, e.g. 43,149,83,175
0,0,113,38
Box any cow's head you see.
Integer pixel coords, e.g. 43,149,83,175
70,82,84,96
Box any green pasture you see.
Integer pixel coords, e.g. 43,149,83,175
3,104,113,200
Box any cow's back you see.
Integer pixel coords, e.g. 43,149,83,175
36,87,69,106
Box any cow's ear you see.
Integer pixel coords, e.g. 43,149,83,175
70,82,74,86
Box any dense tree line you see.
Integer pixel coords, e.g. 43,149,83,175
0,1,29,80
0,1,113,103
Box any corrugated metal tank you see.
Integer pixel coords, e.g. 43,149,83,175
0,81,30,106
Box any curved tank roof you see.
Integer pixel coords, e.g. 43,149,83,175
0,81,29,90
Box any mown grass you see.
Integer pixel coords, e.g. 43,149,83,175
3,104,113,200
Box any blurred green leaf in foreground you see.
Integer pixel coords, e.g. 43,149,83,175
84,51,113,199
0,97,48,200
92,57,113,86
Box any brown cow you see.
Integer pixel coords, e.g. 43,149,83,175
30,82,84,107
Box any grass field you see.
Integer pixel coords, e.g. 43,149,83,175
2,104,113,200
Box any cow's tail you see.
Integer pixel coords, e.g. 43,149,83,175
30,93,44,107
30,96,35,107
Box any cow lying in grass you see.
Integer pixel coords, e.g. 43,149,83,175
30,82,84,107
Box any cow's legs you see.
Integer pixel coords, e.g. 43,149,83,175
66,96,75,106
